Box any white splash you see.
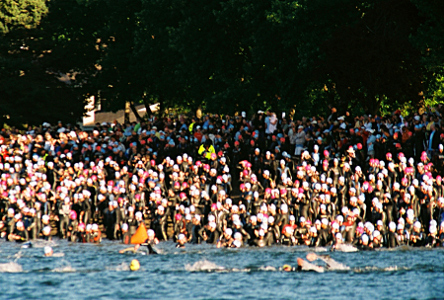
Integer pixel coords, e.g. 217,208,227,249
53,265,76,273
31,240,58,248
333,244,359,252
258,266,277,271
53,260,76,273
354,266,409,273
185,259,225,272
0,262,23,273
106,262,130,271
314,247,328,252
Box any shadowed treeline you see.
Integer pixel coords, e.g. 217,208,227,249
1,0,443,127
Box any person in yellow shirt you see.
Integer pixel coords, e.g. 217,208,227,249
198,140,215,160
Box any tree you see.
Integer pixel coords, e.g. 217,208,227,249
0,0,86,127
0,0,47,34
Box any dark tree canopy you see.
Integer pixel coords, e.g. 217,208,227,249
1,0,444,127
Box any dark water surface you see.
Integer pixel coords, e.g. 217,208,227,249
1,240,443,300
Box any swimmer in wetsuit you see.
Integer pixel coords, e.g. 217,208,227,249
217,228,234,248
8,221,28,243
119,229,159,254
176,233,187,248
283,257,324,273
282,252,348,272
306,252,349,270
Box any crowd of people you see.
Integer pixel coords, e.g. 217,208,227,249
1,106,444,250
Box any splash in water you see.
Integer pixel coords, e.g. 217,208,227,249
185,260,225,272
53,260,76,273
106,262,130,272
0,262,23,273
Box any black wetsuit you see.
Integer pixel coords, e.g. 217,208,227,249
142,239,158,254
175,243,185,248
386,231,400,248
358,244,373,251
13,229,28,243
205,229,220,244
190,224,203,244
281,235,296,246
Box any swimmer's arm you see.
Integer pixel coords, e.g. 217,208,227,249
119,247,137,254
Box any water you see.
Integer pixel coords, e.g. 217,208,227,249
1,240,444,299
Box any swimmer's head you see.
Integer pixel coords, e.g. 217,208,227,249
178,233,186,243
130,259,140,271
147,229,155,238
283,264,292,272
44,246,53,257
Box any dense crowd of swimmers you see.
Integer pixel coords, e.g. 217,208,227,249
1,107,444,251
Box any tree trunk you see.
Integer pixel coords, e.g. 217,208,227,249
129,102,143,122
124,101,130,124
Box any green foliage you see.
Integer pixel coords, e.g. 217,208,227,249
0,0,48,34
